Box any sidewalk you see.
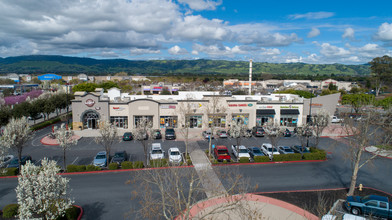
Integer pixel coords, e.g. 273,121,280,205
365,146,392,159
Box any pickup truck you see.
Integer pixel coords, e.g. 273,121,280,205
231,145,251,161
331,116,343,123
214,145,231,162
344,195,392,219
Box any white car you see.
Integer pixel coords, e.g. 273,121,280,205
168,147,182,163
331,116,343,123
231,145,251,161
261,143,280,158
150,143,165,160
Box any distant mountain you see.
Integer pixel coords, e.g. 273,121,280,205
0,55,371,76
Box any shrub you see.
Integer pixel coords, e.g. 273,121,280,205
273,153,302,162
0,168,19,176
239,157,250,163
223,160,228,164
254,156,270,162
187,159,192,165
205,149,209,155
151,159,168,168
66,165,86,172
108,163,119,170
212,159,218,164
86,165,101,171
133,161,144,168
121,161,133,169
2,204,19,218
56,205,79,220
303,151,326,160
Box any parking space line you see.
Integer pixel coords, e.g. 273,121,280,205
72,157,79,164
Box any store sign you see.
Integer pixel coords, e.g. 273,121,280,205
311,103,323,107
228,103,251,107
85,99,95,107
280,105,299,109
258,105,273,109
113,107,125,111
160,105,176,109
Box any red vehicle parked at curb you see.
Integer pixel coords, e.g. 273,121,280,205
214,145,231,162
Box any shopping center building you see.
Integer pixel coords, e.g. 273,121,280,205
71,88,340,131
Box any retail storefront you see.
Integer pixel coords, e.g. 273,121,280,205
256,109,275,126
280,108,300,127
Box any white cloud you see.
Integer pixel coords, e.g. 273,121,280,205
320,43,350,58
260,48,281,56
168,45,188,55
177,0,222,11
307,28,320,38
192,44,246,57
342,27,355,39
285,56,303,63
130,48,160,55
376,22,392,41
289,12,335,20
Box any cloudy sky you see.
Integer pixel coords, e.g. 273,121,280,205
0,0,392,64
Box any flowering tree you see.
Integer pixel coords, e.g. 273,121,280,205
229,116,251,146
54,124,78,171
310,109,330,148
0,117,33,170
4,90,43,106
263,119,285,157
133,118,154,166
16,158,73,219
95,119,118,168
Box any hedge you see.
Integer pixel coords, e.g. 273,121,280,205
239,157,250,163
187,159,192,165
30,117,62,131
303,148,326,160
66,165,86,172
133,161,144,168
150,159,168,168
0,168,19,176
108,163,119,170
2,204,19,218
86,165,101,171
56,205,79,220
273,153,302,162
254,156,270,162
121,161,133,169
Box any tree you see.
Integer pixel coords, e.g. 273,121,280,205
296,124,313,149
229,116,251,146
263,119,285,158
0,106,12,126
369,55,392,96
95,119,118,168
0,117,32,170
341,94,374,114
133,117,154,166
72,82,98,93
16,158,73,219
177,95,194,160
204,95,226,158
341,111,392,196
310,110,330,148
54,124,78,171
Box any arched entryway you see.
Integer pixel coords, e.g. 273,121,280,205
81,110,100,129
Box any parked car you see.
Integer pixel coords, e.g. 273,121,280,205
150,143,165,160
168,147,182,163
292,145,310,154
252,127,265,137
7,156,32,168
278,146,295,154
27,113,43,120
213,145,231,162
110,151,128,165
202,129,214,139
244,129,252,137
165,127,176,140
322,214,366,220
283,128,292,137
122,132,133,141
93,151,107,167
261,143,280,158
231,145,251,161
247,147,265,158
152,129,162,139
344,195,392,219
217,130,228,138
0,155,14,168
331,116,343,123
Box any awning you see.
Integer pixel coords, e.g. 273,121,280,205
256,109,276,115
280,109,300,115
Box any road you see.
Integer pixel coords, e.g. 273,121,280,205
1,132,391,219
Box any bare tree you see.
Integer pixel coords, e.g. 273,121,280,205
95,119,119,168
54,123,78,171
263,119,285,157
0,117,33,170
204,95,226,157
341,110,392,196
310,109,330,148
229,116,251,146
132,117,154,166
296,124,313,149
177,95,195,161
129,166,258,220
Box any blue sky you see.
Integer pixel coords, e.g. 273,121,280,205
0,0,391,64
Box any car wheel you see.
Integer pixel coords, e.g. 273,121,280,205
351,207,361,215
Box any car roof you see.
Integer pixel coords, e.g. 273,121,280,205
216,145,228,149
363,195,389,202
238,145,247,149
152,143,162,149
97,151,106,155
263,143,272,147
124,132,132,135
169,147,180,151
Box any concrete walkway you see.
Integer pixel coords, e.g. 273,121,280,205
189,142,227,198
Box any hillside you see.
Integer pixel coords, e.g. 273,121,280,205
0,55,371,76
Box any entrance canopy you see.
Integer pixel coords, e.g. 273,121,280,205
257,109,276,115
280,109,300,115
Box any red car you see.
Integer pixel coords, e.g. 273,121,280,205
213,145,231,162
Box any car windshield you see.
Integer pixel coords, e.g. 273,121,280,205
268,147,277,152
170,151,180,155
253,149,262,154
284,148,293,152
257,129,264,132
166,129,174,133
239,149,248,153
152,150,162,154
114,153,124,158
220,131,226,134
96,155,106,159
218,150,228,155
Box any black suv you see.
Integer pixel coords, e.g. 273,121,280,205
153,129,162,139
252,126,265,137
165,127,176,140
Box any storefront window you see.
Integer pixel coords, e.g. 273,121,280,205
256,115,274,126
208,115,226,128
280,116,298,127
134,116,153,127
110,116,128,129
232,114,249,125
160,116,178,128
186,115,203,128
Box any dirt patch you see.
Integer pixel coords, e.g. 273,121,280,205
255,187,392,218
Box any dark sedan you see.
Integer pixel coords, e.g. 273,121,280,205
7,156,32,168
247,147,265,158
111,151,128,165
122,132,133,141
292,145,310,154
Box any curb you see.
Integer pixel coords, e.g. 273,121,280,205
364,148,392,160
40,137,59,146
74,205,83,220
211,159,327,167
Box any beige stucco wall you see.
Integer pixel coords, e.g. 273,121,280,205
128,100,160,129
71,94,109,130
